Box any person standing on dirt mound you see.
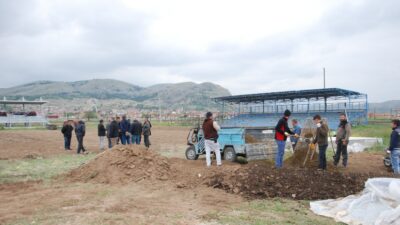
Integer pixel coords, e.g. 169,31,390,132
274,110,296,168
312,115,329,170
119,115,130,145
387,119,400,174
334,113,351,168
98,119,106,150
75,120,87,154
142,118,152,149
203,112,222,167
61,120,73,150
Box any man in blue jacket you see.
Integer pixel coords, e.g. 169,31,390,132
119,115,130,145
290,119,301,150
388,119,400,174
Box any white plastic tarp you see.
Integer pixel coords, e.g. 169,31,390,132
310,178,400,225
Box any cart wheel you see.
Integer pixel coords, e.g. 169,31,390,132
185,146,199,160
223,147,236,162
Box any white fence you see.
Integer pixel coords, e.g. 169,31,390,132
0,115,48,127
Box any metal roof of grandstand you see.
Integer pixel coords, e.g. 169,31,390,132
0,100,48,105
213,88,364,103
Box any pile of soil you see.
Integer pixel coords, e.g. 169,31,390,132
67,145,174,184
245,134,258,143
207,163,370,200
285,142,319,168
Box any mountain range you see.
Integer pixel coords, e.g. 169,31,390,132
0,79,231,111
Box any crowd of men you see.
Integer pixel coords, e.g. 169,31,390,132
61,116,152,154
273,109,351,170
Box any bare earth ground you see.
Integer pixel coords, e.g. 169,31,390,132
0,126,392,224
0,126,188,160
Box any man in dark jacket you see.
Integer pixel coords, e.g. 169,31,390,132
312,114,329,170
75,120,86,154
202,112,222,167
131,119,142,145
119,115,130,145
335,113,351,167
388,119,400,174
98,119,106,150
61,120,73,150
109,117,119,148
274,110,296,168
142,118,152,149
106,119,112,148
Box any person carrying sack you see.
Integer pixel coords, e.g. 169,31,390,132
202,112,222,167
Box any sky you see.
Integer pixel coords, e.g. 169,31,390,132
0,0,399,102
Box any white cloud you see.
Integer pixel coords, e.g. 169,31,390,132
0,0,399,102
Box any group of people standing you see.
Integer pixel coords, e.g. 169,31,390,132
274,109,351,170
61,116,152,154
98,116,152,149
61,120,87,154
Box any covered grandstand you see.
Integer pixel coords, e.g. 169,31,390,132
213,88,368,129
0,97,48,127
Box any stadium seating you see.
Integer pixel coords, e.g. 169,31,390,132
220,112,366,129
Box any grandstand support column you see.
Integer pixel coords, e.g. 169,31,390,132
262,100,265,113
324,97,327,112
290,99,294,112
274,100,277,114
307,98,310,113
222,101,225,120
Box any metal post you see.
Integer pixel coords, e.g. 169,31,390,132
262,100,265,113
323,67,326,88
290,99,294,112
365,94,369,124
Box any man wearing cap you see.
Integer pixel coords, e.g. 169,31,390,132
202,112,222,167
274,109,296,168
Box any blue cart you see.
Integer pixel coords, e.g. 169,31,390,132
185,127,277,161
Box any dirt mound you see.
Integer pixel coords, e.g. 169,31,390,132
67,145,173,184
285,142,319,168
207,163,372,200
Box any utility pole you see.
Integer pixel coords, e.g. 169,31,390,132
323,67,326,89
158,96,161,123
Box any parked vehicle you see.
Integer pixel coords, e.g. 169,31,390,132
185,127,277,162
25,111,37,116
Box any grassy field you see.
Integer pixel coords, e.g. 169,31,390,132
0,153,97,183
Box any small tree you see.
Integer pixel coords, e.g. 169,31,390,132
84,111,98,121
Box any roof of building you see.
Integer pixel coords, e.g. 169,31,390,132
213,88,365,103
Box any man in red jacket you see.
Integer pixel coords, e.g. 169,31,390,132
202,112,222,167
274,109,297,168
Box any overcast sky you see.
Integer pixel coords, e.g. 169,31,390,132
0,0,399,102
